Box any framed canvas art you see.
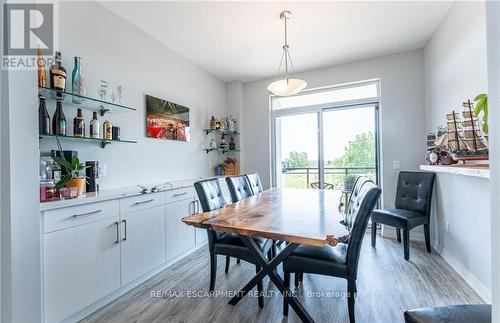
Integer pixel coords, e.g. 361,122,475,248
146,95,190,142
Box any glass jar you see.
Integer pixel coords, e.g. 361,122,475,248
40,180,57,202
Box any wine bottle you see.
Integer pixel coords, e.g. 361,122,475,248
52,98,66,136
90,112,100,138
73,108,85,137
38,96,50,135
49,51,67,91
71,56,85,104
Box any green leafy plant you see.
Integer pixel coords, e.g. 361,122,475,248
473,93,488,134
53,154,88,189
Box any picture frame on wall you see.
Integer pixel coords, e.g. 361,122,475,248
145,94,190,142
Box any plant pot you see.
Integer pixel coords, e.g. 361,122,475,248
67,178,85,196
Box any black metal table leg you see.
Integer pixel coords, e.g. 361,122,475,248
227,236,315,323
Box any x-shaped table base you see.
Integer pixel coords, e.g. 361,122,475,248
228,236,315,323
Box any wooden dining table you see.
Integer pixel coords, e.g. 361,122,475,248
182,188,349,323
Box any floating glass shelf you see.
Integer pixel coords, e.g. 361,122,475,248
203,129,240,136
39,134,137,148
38,86,136,116
204,148,240,154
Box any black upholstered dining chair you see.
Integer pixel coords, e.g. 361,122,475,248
245,172,264,194
225,175,254,203
371,171,436,260
194,178,272,308
282,178,381,323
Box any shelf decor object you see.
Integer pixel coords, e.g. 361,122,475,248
267,11,307,97
38,86,136,116
146,94,190,142
203,129,240,136
203,148,241,154
39,134,137,148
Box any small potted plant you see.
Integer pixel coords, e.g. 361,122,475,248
53,154,88,197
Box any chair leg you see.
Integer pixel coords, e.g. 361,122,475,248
396,228,401,243
224,256,230,274
371,221,377,247
209,253,217,291
347,279,356,323
237,258,241,264
256,265,264,308
403,229,410,260
299,272,304,283
294,273,300,287
272,240,277,258
283,271,290,316
424,224,431,252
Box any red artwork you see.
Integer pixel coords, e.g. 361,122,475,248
146,95,190,142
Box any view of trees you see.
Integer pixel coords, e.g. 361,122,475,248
281,132,376,189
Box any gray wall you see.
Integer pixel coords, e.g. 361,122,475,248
241,49,427,209
424,1,490,301
39,2,228,189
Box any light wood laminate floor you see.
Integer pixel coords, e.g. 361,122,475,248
82,234,483,323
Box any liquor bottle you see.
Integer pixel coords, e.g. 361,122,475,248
71,56,85,104
38,96,50,135
73,108,85,137
219,134,228,150
90,112,100,138
103,120,112,140
229,137,236,150
52,98,66,136
210,116,216,129
37,48,46,87
49,51,67,91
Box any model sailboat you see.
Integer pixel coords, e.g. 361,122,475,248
435,100,488,161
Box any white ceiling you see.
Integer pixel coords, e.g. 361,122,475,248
101,1,454,83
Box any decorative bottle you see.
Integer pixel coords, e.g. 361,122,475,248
103,120,113,140
37,48,46,87
52,98,66,136
49,51,67,91
229,137,236,150
38,96,50,135
210,116,216,129
90,112,100,138
73,108,85,137
219,134,228,150
71,56,85,104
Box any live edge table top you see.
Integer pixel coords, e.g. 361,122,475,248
182,188,349,247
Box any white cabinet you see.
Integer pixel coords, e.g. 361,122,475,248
120,205,166,286
193,198,208,246
43,215,121,323
166,197,196,260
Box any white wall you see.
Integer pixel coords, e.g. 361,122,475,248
424,2,490,301
486,1,500,319
242,49,426,209
39,2,228,189
1,2,229,322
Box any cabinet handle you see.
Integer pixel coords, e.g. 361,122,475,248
72,209,102,218
114,222,119,244
173,191,188,197
122,219,127,241
195,200,200,213
189,200,194,215
133,198,154,205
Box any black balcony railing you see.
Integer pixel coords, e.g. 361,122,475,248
281,166,376,189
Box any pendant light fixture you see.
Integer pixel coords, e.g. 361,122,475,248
267,11,307,96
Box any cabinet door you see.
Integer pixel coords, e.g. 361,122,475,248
193,198,208,246
121,205,166,286
44,216,121,323
166,198,196,260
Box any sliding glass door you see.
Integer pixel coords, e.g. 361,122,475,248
271,80,380,198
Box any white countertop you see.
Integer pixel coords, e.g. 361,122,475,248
40,178,199,211
420,164,490,179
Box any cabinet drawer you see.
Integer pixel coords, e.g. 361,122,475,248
43,200,119,233
166,187,194,203
120,192,166,215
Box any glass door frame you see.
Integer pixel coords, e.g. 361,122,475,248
270,98,381,190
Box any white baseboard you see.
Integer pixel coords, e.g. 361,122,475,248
381,227,425,241
431,241,491,303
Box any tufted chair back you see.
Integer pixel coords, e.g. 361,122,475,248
345,181,381,278
344,176,371,231
225,175,253,203
194,178,227,212
245,173,264,194
194,178,228,251
394,171,436,216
